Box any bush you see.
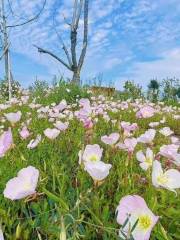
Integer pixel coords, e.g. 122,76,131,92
0,79,21,100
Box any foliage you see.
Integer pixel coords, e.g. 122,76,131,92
114,81,144,101
162,78,180,102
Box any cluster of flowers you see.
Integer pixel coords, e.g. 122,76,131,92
0,92,180,239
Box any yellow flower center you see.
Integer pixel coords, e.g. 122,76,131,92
89,154,98,161
138,215,152,231
157,174,168,185
145,157,153,165
23,181,32,191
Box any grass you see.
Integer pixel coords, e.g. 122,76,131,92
0,84,180,239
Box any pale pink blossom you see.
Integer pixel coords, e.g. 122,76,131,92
44,128,60,140
27,135,41,149
19,126,30,139
137,129,156,144
159,144,180,166
171,136,180,145
79,144,103,164
84,161,112,181
159,127,174,137
53,99,67,112
0,228,4,240
116,138,137,153
149,122,159,128
101,133,120,145
4,111,22,125
136,148,154,171
152,160,180,193
53,121,69,131
136,106,155,119
120,121,138,136
3,166,39,200
0,128,13,158
116,195,159,240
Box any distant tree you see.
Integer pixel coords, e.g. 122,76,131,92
148,79,160,102
123,80,143,100
0,0,46,100
34,0,89,85
175,87,180,98
162,78,179,101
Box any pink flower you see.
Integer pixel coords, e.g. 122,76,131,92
159,144,180,166
53,121,69,131
101,133,120,145
79,98,90,108
116,138,137,153
0,128,13,158
19,126,30,139
136,106,155,119
82,118,93,129
44,128,60,140
3,166,39,200
53,99,67,112
116,195,159,240
4,111,22,125
137,129,156,144
120,121,138,136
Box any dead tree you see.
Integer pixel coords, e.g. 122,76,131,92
0,0,46,100
34,0,89,85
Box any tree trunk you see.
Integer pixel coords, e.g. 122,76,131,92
72,71,80,85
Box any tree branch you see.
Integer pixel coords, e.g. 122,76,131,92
52,13,72,67
75,0,83,29
78,0,88,70
72,0,78,30
7,0,46,28
34,45,72,71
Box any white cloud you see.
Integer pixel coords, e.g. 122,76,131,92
115,48,180,90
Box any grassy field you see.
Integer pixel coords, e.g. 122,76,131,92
0,84,180,239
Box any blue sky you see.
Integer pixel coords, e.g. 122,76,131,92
1,0,180,89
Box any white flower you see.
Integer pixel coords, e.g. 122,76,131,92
0,228,4,240
84,161,112,181
149,122,159,128
152,160,180,193
78,144,103,164
3,166,39,200
27,135,41,149
136,148,154,171
159,127,174,137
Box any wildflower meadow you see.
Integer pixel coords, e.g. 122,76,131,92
0,82,180,240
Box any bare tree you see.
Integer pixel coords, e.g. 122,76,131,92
34,0,89,85
0,0,46,100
